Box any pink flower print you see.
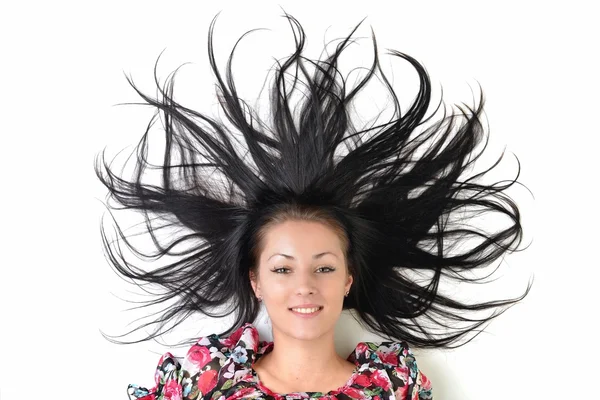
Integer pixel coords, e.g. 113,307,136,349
369,370,391,392
345,387,366,399
162,380,182,400
394,365,409,380
251,327,259,344
419,371,432,390
355,343,369,355
187,345,212,369
394,384,408,400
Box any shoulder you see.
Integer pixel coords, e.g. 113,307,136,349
352,341,433,400
129,323,260,400
182,322,259,374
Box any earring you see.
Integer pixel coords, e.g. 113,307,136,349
257,296,262,302
344,291,349,297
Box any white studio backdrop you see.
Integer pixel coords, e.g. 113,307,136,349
0,1,597,399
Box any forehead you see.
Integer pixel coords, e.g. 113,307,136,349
259,220,344,256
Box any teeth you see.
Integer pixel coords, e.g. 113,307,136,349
291,307,321,313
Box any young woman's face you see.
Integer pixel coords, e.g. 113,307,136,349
251,220,353,341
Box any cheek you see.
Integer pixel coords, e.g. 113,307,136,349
258,276,287,297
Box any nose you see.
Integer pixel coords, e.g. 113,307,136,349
294,269,317,296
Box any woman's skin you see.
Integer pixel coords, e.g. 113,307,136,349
250,220,356,393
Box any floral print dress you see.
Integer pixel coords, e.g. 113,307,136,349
129,323,433,400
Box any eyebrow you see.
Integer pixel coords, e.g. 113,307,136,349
267,252,338,261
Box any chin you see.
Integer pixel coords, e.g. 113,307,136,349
289,327,326,341
274,310,339,341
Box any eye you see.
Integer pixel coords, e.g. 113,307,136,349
317,266,336,273
272,267,290,274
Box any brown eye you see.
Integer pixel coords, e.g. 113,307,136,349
317,266,335,273
272,267,290,274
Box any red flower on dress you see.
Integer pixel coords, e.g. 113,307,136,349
162,380,182,400
344,387,366,399
197,369,218,395
369,369,391,392
355,343,369,355
353,373,371,387
377,349,399,366
187,345,212,369
222,326,245,348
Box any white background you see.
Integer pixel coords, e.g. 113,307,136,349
1,1,598,399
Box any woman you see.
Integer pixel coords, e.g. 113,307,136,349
96,13,529,400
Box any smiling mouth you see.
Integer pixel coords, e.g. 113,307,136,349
288,306,323,314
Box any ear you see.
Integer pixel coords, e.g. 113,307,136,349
345,274,353,292
249,270,260,297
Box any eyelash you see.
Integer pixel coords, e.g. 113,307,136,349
271,266,336,274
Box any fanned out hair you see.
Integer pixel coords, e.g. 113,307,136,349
95,13,531,349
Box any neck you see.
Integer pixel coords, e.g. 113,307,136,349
261,327,349,388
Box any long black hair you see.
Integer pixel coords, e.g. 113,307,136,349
95,13,531,349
